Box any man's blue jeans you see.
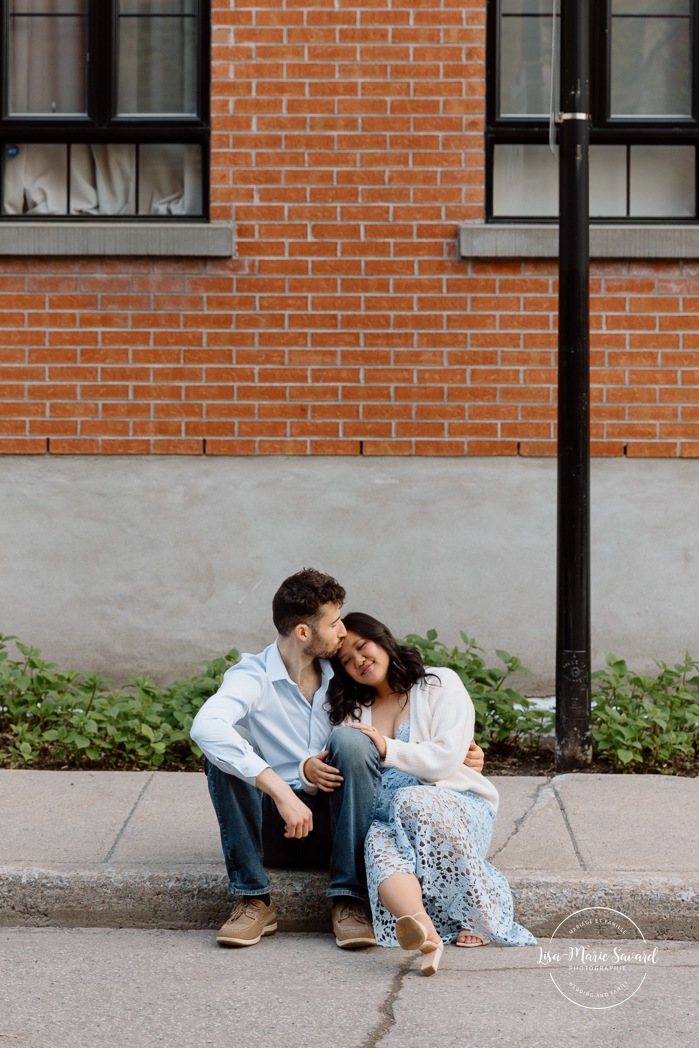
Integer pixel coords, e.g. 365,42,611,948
205,726,382,902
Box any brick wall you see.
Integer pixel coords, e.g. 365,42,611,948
1,0,699,458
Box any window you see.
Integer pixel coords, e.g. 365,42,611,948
487,0,699,221
0,1,209,219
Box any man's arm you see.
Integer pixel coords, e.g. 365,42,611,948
190,662,271,785
190,659,315,837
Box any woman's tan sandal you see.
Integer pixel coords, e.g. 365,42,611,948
455,930,489,948
396,913,444,975
395,913,431,952
421,941,444,976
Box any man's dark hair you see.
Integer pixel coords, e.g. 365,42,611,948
272,568,346,636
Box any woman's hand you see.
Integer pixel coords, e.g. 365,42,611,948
347,722,387,759
464,741,485,773
302,751,344,792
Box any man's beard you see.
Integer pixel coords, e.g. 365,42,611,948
303,631,340,660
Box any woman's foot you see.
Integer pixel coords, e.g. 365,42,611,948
455,929,488,948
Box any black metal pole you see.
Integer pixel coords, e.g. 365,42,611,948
555,0,592,770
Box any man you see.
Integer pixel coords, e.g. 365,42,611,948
191,567,483,950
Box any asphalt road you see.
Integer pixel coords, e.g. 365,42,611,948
1,929,697,1048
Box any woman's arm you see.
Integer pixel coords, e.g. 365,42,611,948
382,668,475,781
299,751,344,793
465,740,485,772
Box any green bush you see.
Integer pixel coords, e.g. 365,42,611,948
2,631,698,773
403,630,552,749
591,653,699,773
0,633,238,770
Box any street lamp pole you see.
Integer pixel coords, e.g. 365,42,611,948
555,0,592,770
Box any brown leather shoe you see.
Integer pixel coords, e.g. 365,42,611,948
332,900,376,948
216,898,278,947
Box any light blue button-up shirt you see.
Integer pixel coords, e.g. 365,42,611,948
190,641,334,788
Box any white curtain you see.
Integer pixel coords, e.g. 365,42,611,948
71,145,136,215
2,144,68,214
8,1,88,116
117,3,197,117
3,3,202,215
3,143,202,216
138,144,202,215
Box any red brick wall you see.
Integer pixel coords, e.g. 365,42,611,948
1,0,698,458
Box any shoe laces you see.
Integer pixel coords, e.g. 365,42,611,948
229,898,266,920
335,902,365,923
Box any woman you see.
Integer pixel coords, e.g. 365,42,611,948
324,612,536,975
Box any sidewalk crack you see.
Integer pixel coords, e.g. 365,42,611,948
103,774,154,862
356,956,413,1048
551,777,588,871
489,778,552,860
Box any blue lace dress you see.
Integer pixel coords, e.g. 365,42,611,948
365,721,536,947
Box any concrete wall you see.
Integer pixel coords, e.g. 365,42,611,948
1,455,698,693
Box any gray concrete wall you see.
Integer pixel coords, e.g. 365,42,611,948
1,455,697,692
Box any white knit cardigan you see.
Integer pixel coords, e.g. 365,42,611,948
357,666,499,813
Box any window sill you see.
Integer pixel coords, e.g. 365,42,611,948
0,222,234,257
458,223,699,259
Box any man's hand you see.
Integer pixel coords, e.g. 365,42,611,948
464,740,485,773
276,792,314,838
303,751,344,793
255,767,314,839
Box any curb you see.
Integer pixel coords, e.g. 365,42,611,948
2,867,697,939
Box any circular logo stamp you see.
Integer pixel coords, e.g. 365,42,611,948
537,907,659,1009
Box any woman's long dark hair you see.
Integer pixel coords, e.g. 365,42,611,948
326,611,435,725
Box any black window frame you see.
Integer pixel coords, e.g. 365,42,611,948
0,0,211,221
486,0,699,223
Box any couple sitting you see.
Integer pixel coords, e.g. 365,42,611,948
190,568,535,976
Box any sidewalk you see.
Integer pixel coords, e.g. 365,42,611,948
1,769,697,938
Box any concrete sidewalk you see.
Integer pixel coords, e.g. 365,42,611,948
1,770,697,938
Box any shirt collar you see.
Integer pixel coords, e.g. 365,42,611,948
320,658,334,681
266,640,334,683
266,641,291,682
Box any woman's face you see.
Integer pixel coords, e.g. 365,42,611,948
338,629,391,689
